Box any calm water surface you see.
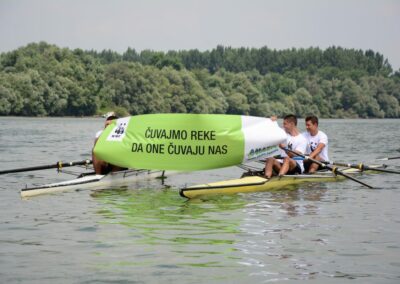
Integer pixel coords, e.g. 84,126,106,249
0,117,399,283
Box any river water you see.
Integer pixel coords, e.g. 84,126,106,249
0,117,399,283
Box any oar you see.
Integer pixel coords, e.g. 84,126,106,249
288,157,399,175
0,159,92,175
282,148,374,189
323,161,400,175
258,155,399,175
376,156,400,161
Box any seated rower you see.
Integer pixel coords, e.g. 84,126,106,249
92,112,124,175
264,114,307,178
302,115,329,173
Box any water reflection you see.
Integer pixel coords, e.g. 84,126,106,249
2,118,399,283
90,186,247,275
232,184,333,281
89,181,332,281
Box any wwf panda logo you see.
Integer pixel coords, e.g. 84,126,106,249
309,141,318,151
114,123,126,135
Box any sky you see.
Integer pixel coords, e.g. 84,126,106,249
1,0,399,70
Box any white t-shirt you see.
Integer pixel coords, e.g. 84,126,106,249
95,130,103,139
302,130,329,161
281,133,308,173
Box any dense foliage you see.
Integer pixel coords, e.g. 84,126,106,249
1,42,399,118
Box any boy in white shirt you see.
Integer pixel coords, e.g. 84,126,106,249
303,115,329,173
264,115,308,178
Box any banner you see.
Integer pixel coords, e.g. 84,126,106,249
93,114,286,171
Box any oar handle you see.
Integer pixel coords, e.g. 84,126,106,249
0,159,92,175
281,148,324,168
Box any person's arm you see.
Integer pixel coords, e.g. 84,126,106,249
309,133,328,159
309,143,326,159
288,136,308,158
92,130,104,174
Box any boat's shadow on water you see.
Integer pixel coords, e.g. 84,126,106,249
89,178,332,230
85,179,339,281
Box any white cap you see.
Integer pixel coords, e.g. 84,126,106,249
105,111,118,120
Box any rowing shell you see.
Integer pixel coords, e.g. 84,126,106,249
179,168,366,199
21,169,169,198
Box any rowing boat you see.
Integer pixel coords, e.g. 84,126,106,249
21,169,169,198
16,160,396,198
179,168,369,199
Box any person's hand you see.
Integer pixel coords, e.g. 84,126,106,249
270,116,278,121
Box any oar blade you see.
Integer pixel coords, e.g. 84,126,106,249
330,166,374,189
376,156,400,161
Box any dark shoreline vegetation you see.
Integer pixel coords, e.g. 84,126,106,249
0,42,399,118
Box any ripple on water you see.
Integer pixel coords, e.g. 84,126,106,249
1,118,400,283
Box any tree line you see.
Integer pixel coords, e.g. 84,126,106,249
0,42,399,118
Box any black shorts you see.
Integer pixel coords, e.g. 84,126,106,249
287,162,302,175
303,160,323,173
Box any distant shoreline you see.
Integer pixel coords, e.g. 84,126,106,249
1,42,398,119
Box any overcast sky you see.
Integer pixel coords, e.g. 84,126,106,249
1,0,399,70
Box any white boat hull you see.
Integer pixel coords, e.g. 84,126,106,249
20,169,169,198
